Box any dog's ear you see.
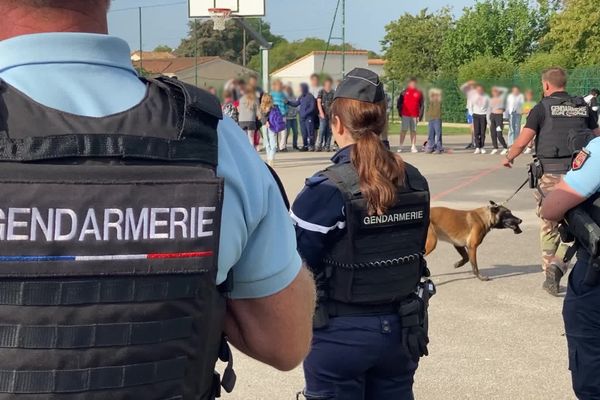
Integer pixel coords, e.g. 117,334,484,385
489,201,500,211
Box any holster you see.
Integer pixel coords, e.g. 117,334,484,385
528,158,543,189
584,258,600,287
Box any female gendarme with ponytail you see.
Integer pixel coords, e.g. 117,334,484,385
291,69,433,400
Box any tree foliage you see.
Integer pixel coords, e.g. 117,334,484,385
153,45,173,53
439,0,555,72
457,55,516,83
544,0,600,66
175,19,284,66
518,51,572,75
381,8,453,82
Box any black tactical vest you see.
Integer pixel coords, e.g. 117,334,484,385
0,77,231,400
536,95,589,173
321,162,430,309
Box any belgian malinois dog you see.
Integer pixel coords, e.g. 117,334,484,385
425,201,523,281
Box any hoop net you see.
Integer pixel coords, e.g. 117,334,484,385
208,8,232,31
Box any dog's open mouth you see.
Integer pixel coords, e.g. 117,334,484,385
506,222,523,234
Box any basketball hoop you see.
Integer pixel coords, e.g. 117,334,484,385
208,8,232,31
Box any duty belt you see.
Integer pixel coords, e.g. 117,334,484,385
326,300,400,317
538,157,571,175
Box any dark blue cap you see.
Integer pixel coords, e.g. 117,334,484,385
334,68,385,103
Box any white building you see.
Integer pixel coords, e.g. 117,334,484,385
271,51,386,90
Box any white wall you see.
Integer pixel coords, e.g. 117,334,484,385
367,64,385,78
271,53,370,93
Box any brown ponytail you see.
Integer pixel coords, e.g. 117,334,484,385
330,98,405,216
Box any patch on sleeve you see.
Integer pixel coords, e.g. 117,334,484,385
572,149,591,171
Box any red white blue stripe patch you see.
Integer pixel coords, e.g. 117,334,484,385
0,251,213,263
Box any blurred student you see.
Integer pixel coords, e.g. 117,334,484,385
289,83,317,151
461,80,478,149
271,80,289,151
425,88,444,154
317,77,335,152
260,93,286,167
397,77,424,153
584,88,600,123
469,84,490,154
522,89,537,154
238,83,261,150
506,86,524,147
285,85,301,150
489,86,509,155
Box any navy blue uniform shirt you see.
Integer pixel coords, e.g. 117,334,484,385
291,146,352,269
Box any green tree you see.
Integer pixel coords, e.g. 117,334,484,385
457,55,516,83
153,45,173,53
519,51,572,75
381,8,453,82
544,0,600,66
248,38,360,74
175,19,284,67
440,0,555,73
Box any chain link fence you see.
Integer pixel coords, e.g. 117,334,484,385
386,67,600,123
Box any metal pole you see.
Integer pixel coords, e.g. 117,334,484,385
243,27,247,67
341,0,346,77
138,7,143,74
194,19,199,86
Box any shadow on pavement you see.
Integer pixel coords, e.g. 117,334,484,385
434,264,541,287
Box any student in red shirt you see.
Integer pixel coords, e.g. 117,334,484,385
397,77,425,153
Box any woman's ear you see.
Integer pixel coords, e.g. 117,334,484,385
331,115,343,136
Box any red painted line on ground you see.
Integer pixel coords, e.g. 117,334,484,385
431,165,503,202
147,251,214,259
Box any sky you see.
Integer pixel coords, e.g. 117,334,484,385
108,0,475,55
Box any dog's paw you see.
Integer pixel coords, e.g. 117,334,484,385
453,261,467,269
477,275,491,282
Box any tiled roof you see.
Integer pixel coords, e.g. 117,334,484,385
132,57,220,74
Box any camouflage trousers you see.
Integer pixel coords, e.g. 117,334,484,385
534,174,570,274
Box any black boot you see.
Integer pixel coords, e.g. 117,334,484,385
543,263,564,296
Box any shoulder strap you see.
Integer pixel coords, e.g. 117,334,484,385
322,163,361,200
0,77,222,166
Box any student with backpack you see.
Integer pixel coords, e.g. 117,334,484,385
260,93,286,167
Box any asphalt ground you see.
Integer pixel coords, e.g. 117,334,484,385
221,134,575,400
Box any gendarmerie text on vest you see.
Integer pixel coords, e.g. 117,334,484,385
0,207,216,242
363,210,425,226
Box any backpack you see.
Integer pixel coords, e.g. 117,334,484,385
268,106,286,133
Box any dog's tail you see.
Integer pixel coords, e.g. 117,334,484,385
425,224,437,256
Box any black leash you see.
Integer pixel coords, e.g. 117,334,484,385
501,178,530,206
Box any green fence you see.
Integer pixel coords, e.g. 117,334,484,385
387,67,600,123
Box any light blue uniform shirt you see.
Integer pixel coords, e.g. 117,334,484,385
565,137,600,198
0,33,301,299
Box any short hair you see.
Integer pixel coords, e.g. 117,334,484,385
408,77,418,83
310,74,320,81
591,88,600,96
542,67,568,89
324,76,333,84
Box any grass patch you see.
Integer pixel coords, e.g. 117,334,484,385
388,123,470,136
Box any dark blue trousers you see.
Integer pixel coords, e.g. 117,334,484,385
300,117,316,149
563,251,600,400
303,315,417,400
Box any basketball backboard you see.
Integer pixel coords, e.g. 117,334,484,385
189,0,266,18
